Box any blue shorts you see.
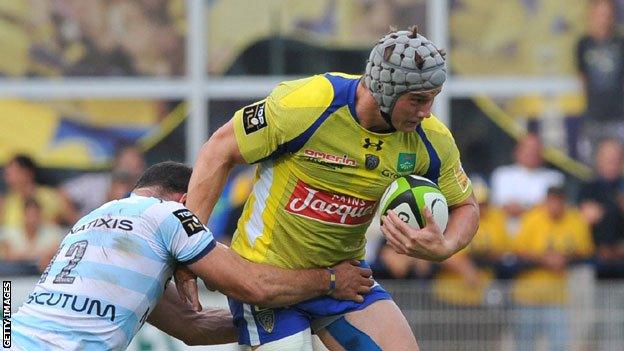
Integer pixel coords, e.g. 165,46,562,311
228,283,392,346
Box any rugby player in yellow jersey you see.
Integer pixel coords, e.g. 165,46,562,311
186,26,479,350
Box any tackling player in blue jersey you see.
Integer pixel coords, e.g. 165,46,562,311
9,161,373,350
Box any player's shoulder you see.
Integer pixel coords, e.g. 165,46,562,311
269,74,336,110
418,115,458,158
101,194,184,222
138,198,207,235
141,198,186,220
270,72,359,109
420,114,452,137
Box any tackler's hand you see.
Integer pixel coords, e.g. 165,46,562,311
329,260,374,303
381,208,454,262
174,265,202,312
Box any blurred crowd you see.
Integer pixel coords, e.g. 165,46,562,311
0,145,145,274
0,0,185,77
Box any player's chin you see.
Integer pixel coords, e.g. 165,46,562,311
400,121,421,132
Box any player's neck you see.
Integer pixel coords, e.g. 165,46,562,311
355,82,394,133
133,187,182,202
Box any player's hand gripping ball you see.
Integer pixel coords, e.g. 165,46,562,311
378,175,448,232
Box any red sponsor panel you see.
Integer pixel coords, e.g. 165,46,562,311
285,180,376,225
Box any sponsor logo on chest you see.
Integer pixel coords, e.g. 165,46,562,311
365,154,380,170
285,180,376,225
397,152,416,173
303,149,357,167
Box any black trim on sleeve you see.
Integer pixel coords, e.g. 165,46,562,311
180,240,217,265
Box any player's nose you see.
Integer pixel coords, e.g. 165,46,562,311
416,108,431,118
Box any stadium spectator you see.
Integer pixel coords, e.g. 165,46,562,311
431,178,510,351
511,186,594,351
108,0,185,76
0,197,62,272
1,154,75,228
575,0,624,163
104,171,137,202
61,144,146,216
490,133,565,233
578,138,624,279
577,138,624,351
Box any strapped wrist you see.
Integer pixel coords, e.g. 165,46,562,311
326,268,336,295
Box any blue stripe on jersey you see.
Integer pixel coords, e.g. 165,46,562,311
14,291,140,343
286,107,337,154
255,74,357,163
347,78,359,120
325,73,359,120
11,327,47,351
44,260,165,302
180,240,216,264
12,314,120,350
284,73,355,153
416,124,441,184
61,230,166,263
155,212,184,259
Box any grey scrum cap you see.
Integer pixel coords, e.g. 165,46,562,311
364,26,447,116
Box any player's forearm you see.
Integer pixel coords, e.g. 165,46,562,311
183,307,238,345
148,283,237,345
187,137,235,224
191,245,330,309
444,198,479,256
250,264,329,307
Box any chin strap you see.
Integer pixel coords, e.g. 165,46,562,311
380,111,396,132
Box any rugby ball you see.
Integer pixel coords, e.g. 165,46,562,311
378,175,448,232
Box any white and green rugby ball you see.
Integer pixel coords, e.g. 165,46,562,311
378,175,448,232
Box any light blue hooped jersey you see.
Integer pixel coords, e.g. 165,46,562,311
11,194,215,351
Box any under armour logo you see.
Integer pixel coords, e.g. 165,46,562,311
363,138,383,151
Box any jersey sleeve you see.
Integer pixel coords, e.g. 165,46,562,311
432,126,473,207
231,75,335,163
153,202,216,264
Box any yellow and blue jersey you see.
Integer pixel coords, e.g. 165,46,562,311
231,73,472,269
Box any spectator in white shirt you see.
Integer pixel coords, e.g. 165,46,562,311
490,133,565,233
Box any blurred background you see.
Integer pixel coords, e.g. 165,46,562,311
2,0,624,350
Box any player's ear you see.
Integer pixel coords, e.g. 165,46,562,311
179,193,188,205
